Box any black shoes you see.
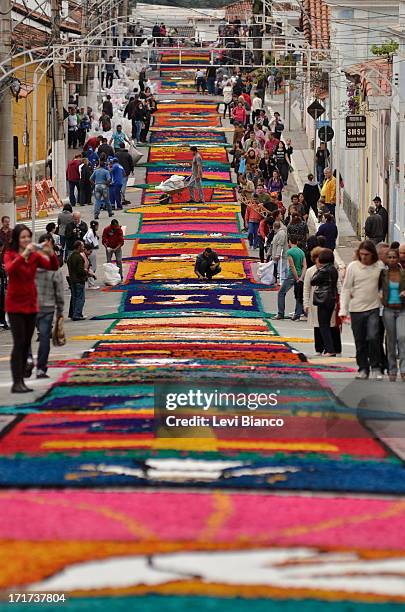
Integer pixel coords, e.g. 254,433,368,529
24,359,34,379
11,381,33,394
37,370,50,379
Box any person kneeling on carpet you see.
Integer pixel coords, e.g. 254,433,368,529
195,248,221,282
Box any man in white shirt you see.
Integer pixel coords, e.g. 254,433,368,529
251,93,262,122
195,69,206,94
67,108,78,149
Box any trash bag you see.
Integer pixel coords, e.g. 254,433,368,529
258,261,275,286
129,144,143,165
103,262,122,286
158,175,186,192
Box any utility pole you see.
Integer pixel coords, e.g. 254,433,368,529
0,0,15,223
51,0,67,199
399,0,405,239
334,65,341,243
79,0,89,108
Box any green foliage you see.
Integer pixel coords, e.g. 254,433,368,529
370,39,399,57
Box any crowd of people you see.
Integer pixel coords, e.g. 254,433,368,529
191,68,405,380
0,209,125,393
2,49,405,397
65,86,158,220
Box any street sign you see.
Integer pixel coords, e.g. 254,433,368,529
316,119,331,129
318,125,334,142
307,100,326,120
346,115,367,148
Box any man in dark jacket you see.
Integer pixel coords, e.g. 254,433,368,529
195,248,221,281
365,206,384,245
124,96,136,120
102,94,113,118
65,211,88,259
116,143,135,205
67,240,87,320
303,173,321,217
232,75,243,96
97,137,114,160
373,196,388,240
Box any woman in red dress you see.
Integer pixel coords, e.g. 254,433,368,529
4,224,58,393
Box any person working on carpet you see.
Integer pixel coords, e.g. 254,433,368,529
188,146,205,203
195,248,221,282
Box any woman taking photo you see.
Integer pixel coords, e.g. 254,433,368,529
4,224,58,393
379,248,405,381
304,247,341,356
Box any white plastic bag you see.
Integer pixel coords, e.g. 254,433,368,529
258,261,275,286
129,144,143,165
103,262,122,286
158,175,186,192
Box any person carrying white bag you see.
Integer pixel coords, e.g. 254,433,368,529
258,260,276,286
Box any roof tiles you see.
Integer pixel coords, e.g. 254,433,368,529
225,0,253,22
303,0,330,49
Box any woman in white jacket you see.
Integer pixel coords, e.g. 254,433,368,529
304,246,342,355
222,81,233,119
269,221,288,282
83,220,100,289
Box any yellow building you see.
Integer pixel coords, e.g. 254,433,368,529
13,57,53,173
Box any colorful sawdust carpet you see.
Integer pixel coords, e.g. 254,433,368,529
0,59,404,610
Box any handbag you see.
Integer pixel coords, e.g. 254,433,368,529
312,266,336,307
52,315,66,347
313,286,333,307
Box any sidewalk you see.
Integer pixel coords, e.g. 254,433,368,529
265,91,359,268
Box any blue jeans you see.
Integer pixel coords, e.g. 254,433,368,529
69,180,79,206
317,165,325,185
383,308,405,375
94,184,112,217
134,120,142,141
121,175,129,200
109,183,122,209
71,282,85,319
248,221,259,248
277,277,304,318
36,311,54,372
207,76,215,94
188,176,204,202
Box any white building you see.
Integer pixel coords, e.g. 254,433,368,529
326,0,402,240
